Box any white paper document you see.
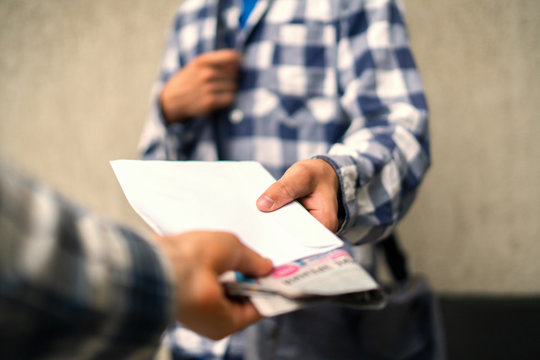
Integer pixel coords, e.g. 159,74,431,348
110,160,343,266
111,160,385,316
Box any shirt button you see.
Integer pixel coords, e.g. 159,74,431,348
230,109,244,124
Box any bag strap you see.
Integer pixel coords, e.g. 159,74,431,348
214,0,226,50
380,233,409,282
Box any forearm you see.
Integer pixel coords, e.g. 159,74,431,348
318,124,429,242
139,6,185,160
139,47,203,161
0,162,175,358
328,0,430,243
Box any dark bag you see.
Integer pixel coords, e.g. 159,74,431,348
244,234,446,360
356,233,447,359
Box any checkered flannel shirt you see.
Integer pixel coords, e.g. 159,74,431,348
0,161,175,359
139,0,430,246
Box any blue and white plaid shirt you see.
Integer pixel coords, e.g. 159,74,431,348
0,161,175,359
139,1,429,358
139,0,430,246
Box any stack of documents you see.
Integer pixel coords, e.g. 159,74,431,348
111,160,385,316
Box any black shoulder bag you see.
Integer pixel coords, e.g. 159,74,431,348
358,233,447,359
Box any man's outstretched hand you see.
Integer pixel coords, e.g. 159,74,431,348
256,159,340,232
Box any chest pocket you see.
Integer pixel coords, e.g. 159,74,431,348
268,22,337,97
259,21,339,128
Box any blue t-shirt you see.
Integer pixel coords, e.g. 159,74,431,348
239,0,257,28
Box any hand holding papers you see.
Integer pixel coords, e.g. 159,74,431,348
224,248,385,316
111,160,343,265
111,160,384,316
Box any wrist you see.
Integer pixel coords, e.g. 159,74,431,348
159,87,190,124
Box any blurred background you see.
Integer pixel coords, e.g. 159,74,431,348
1,0,539,356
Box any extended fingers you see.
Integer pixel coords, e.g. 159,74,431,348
204,297,262,340
204,232,273,277
176,267,263,340
197,49,242,70
299,195,340,232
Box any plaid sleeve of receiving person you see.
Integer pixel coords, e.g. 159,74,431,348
0,161,175,359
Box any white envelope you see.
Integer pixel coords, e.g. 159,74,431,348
110,160,343,265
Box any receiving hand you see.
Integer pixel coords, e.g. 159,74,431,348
256,159,340,232
160,49,242,123
154,231,273,340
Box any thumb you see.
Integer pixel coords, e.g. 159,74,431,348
256,178,305,212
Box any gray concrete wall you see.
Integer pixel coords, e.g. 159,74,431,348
400,0,540,293
1,0,539,293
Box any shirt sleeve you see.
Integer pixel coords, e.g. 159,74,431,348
138,6,200,161
318,0,430,244
0,161,176,359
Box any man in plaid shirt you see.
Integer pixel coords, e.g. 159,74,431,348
0,161,273,359
139,0,430,358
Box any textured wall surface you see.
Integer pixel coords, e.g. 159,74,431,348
0,0,180,234
399,0,540,293
1,0,539,293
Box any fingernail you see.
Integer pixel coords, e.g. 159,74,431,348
257,195,274,210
